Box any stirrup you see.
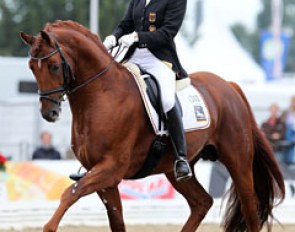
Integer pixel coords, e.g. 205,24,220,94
69,166,86,182
174,158,192,182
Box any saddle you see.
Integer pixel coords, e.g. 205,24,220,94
127,63,209,135
124,63,186,132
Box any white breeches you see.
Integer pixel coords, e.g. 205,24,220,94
128,48,176,112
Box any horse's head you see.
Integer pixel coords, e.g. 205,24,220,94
20,20,114,122
20,30,75,122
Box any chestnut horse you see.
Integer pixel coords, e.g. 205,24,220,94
20,20,285,232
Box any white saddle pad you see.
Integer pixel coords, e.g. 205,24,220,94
125,64,211,135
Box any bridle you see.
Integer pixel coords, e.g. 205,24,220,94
29,35,116,105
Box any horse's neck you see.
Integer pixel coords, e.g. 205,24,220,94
63,33,135,126
73,46,112,84
68,62,131,121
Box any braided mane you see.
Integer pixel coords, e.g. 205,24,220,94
44,20,103,48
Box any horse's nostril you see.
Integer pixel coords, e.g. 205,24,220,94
49,110,59,118
42,109,60,122
44,109,59,122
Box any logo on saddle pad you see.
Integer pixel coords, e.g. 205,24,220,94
188,95,207,122
194,106,207,122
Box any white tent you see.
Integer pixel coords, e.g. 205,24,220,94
175,0,266,85
192,20,265,85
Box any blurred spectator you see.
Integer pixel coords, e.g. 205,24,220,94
65,147,75,160
284,96,295,165
261,103,287,162
32,131,61,160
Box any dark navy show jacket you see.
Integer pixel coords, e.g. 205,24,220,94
113,0,188,79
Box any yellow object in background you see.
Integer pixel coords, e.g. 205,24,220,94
4,162,72,201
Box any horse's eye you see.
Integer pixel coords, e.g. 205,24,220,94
48,63,61,74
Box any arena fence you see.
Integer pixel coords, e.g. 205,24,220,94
0,161,294,230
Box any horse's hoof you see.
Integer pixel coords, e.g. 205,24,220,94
43,223,56,232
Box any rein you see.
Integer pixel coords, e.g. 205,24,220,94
30,36,120,105
68,58,115,95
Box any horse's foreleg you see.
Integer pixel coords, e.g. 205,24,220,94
97,186,126,232
43,161,120,232
165,171,213,232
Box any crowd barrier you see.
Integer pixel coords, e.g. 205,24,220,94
0,160,294,229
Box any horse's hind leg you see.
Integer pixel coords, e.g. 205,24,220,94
97,187,126,231
165,171,213,232
220,146,260,232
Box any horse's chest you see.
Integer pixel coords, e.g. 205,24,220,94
73,134,87,161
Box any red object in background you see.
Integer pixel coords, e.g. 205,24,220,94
0,153,6,165
119,176,175,199
0,153,7,171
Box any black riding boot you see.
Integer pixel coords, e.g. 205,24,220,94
166,105,192,181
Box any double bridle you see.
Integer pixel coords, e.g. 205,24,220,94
29,36,115,105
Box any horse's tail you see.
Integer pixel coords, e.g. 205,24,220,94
224,81,285,231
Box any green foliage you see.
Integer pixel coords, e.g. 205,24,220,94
0,0,128,56
99,1,128,38
283,0,295,72
256,0,271,30
231,24,260,64
232,0,295,73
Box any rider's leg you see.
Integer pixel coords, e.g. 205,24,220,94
128,49,192,181
166,102,192,181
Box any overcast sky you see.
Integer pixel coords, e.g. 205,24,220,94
185,0,262,32
216,0,263,30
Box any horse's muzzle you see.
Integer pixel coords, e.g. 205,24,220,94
42,108,60,122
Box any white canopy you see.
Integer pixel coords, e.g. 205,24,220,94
176,1,266,85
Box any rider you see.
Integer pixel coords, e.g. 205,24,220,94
103,0,192,181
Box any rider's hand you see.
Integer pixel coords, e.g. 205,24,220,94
103,35,117,50
118,32,139,48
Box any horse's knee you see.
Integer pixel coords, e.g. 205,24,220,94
61,185,74,200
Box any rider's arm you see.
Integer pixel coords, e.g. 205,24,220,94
113,0,135,40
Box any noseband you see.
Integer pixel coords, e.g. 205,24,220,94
29,35,115,105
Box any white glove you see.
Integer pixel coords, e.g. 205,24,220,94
118,32,139,48
103,35,117,50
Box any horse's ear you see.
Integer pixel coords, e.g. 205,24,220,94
20,32,35,46
40,30,54,47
